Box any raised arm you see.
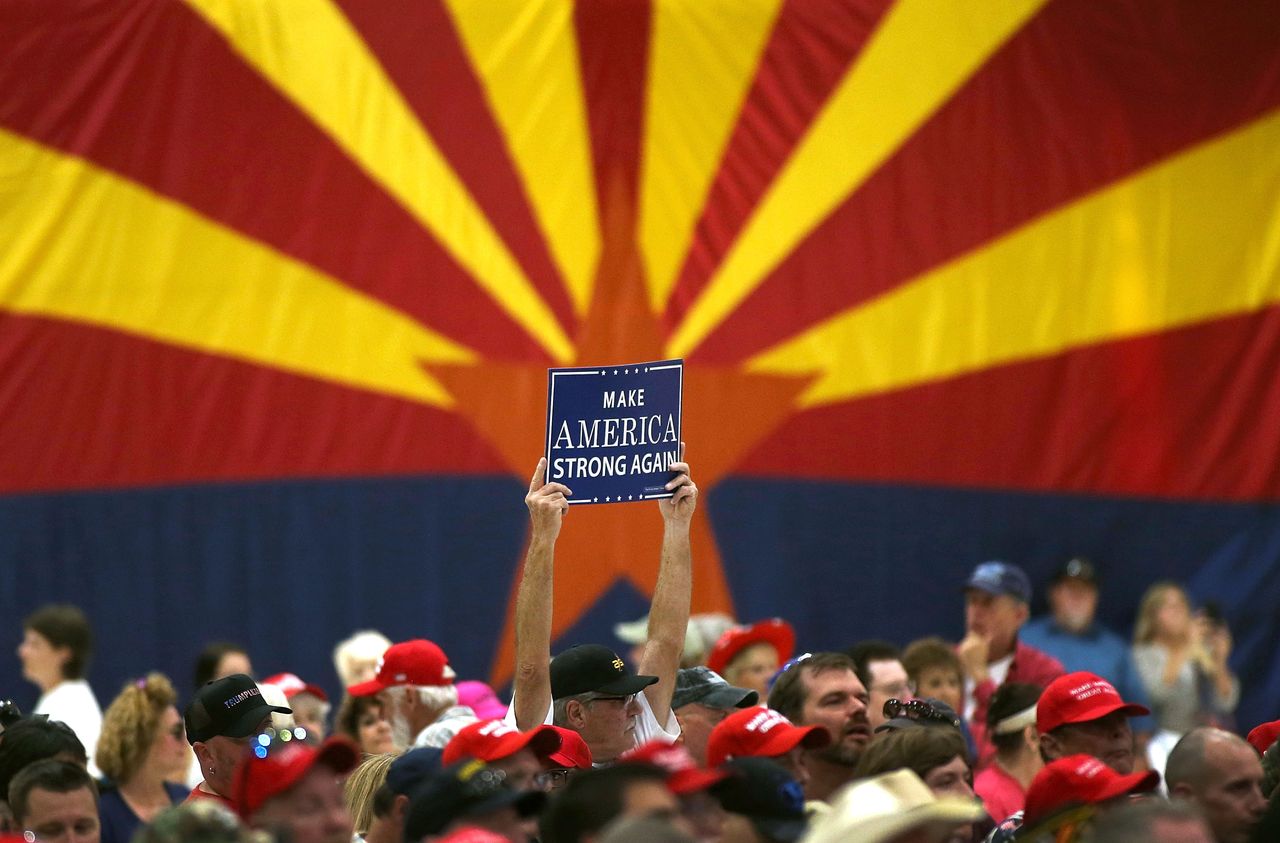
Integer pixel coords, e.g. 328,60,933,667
513,458,571,730
638,445,696,725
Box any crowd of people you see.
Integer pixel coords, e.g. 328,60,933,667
3,454,1278,843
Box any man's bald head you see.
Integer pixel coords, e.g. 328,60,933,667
1167,728,1265,843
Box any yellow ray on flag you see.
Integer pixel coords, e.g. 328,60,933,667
749,109,1280,406
182,0,574,362
0,129,472,405
667,0,1050,357
638,0,783,313
443,0,599,317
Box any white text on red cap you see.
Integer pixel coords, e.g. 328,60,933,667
1068,680,1116,701
745,709,793,733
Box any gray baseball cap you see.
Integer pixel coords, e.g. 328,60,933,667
671,667,758,710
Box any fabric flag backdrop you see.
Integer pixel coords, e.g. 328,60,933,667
1,0,1278,728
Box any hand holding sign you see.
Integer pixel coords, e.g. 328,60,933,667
525,457,573,540
658,443,696,525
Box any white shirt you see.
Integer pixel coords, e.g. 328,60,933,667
414,705,478,748
964,652,1013,722
35,679,103,776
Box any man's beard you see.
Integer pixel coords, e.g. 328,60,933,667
813,740,862,767
388,706,414,750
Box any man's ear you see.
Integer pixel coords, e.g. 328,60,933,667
192,741,211,768
1038,730,1061,761
566,699,588,730
391,794,410,824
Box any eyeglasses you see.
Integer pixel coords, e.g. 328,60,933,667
584,693,636,707
882,698,960,728
534,768,574,790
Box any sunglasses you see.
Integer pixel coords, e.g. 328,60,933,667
882,698,960,728
0,700,23,728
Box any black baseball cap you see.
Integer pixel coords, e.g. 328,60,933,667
550,644,657,699
404,760,545,841
184,674,291,744
1051,557,1098,586
710,757,808,843
671,667,758,710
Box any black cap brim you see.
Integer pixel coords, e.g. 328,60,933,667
700,686,759,709
224,701,293,739
595,673,658,696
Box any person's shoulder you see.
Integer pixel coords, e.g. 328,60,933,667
1019,616,1057,643
1015,640,1064,677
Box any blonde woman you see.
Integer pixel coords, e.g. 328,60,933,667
1132,582,1239,776
343,752,396,842
96,673,192,843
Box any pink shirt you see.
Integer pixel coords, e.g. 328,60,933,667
975,762,1026,822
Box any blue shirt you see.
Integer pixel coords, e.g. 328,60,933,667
1020,616,1153,733
98,781,190,843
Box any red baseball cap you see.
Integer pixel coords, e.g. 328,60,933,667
1036,672,1150,734
547,726,593,769
707,619,795,677
231,735,360,819
621,741,728,794
706,707,830,768
347,639,453,697
262,672,329,703
1023,754,1158,826
435,830,508,843
442,719,562,766
1247,720,1280,755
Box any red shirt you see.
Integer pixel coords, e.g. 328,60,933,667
975,761,1026,822
969,640,1064,770
185,782,236,812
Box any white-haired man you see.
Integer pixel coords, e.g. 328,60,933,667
348,639,476,749
511,451,697,764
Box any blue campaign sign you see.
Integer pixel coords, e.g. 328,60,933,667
545,359,683,504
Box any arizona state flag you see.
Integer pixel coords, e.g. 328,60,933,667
1,1,1278,726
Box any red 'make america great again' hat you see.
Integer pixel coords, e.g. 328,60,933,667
347,639,454,697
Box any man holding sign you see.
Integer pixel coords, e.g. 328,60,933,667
511,446,697,764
